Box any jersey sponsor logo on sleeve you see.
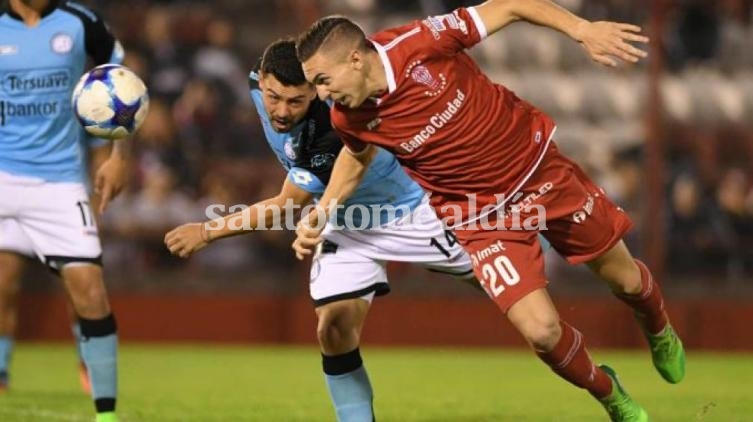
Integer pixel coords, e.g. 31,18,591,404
427,16,446,32
0,45,19,56
50,33,74,54
422,12,468,39
448,11,468,34
291,169,314,186
422,16,446,39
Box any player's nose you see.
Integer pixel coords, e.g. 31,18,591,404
276,103,291,118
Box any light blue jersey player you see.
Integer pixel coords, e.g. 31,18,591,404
165,39,476,422
0,1,125,421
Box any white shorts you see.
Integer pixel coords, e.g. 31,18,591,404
0,171,102,272
310,198,474,306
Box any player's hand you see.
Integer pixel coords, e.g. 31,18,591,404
94,155,127,215
165,222,211,258
574,21,649,67
292,210,324,260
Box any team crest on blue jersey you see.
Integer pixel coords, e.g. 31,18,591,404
51,33,74,54
284,141,297,160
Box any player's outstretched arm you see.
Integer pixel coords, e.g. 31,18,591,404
292,145,377,260
474,0,648,67
165,180,313,258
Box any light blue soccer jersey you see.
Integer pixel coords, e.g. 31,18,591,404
0,1,123,183
249,71,425,228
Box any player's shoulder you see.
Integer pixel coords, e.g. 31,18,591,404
299,99,340,156
306,96,331,123
248,60,262,91
370,19,428,53
329,104,346,124
329,105,355,133
57,1,105,25
330,102,379,131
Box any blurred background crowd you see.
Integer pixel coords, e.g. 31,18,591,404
29,0,751,296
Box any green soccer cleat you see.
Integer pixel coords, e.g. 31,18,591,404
645,324,686,384
95,412,118,422
598,365,649,422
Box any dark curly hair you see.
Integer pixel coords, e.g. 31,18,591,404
260,38,307,86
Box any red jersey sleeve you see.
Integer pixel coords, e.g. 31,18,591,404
420,7,488,56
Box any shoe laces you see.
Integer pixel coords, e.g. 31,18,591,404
651,327,677,356
605,393,638,421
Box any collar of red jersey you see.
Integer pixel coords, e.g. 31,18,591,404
369,39,397,99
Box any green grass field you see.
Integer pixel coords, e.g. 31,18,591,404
1,344,751,421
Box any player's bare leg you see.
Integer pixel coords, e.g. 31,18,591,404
0,252,24,392
315,298,373,422
587,240,686,384
61,264,118,422
506,288,647,421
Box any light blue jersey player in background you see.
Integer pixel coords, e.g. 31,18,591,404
0,1,128,420
165,39,476,422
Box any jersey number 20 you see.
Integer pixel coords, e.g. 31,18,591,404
481,255,520,297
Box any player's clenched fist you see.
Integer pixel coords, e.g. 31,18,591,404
574,21,649,67
164,222,211,258
293,211,324,260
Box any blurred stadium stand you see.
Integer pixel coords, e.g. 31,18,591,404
17,0,753,348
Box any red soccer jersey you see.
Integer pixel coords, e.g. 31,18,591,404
331,7,557,227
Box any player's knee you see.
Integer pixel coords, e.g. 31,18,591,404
596,260,641,295
315,302,361,354
64,273,110,318
316,322,340,352
521,317,562,352
588,243,642,294
73,294,110,319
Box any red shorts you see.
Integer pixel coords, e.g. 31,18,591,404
454,143,633,312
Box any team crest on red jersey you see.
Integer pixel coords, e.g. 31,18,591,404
406,61,447,97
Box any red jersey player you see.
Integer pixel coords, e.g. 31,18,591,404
293,1,685,421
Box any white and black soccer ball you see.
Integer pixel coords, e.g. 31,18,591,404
72,64,149,140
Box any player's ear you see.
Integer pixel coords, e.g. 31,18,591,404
350,49,363,70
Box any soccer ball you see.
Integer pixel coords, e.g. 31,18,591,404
72,64,149,140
